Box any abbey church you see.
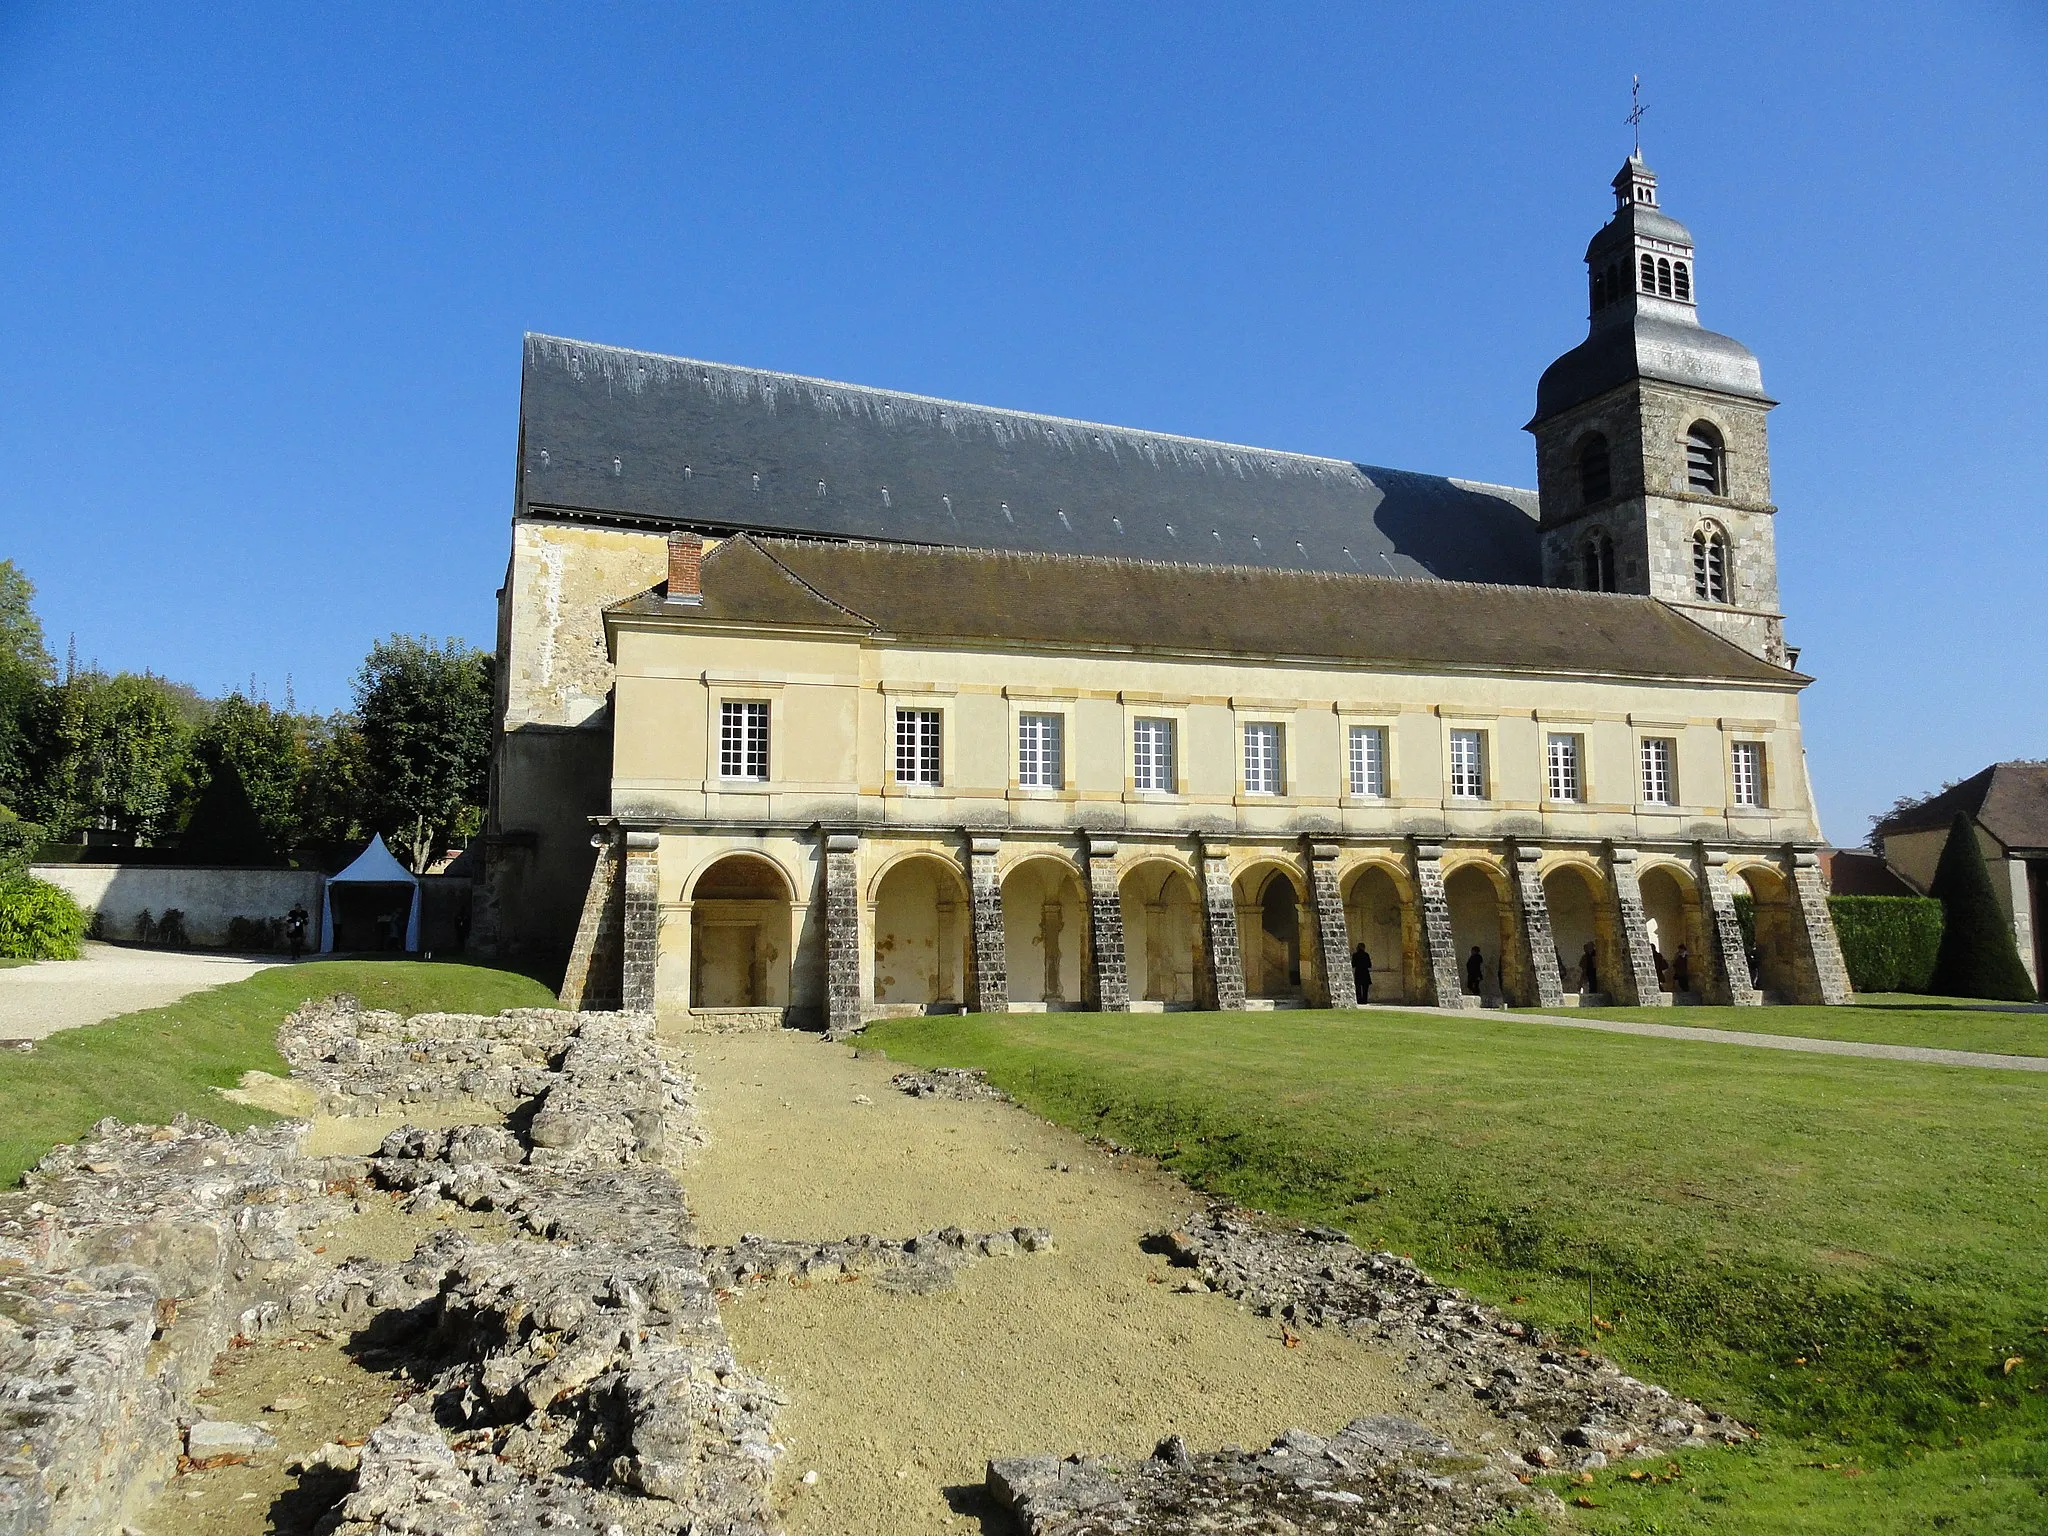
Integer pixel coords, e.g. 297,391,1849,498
478,156,1852,1029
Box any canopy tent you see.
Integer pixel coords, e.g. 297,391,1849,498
320,833,421,953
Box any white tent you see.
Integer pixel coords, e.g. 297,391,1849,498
320,833,421,953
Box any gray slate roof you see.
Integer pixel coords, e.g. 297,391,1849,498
1876,763,2048,854
610,535,1799,684
520,335,1543,584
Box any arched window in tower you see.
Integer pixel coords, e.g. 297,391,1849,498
1581,529,1617,593
1640,254,1656,293
1590,269,1605,310
1578,433,1612,504
1693,525,1730,603
1686,421,1726,494
1672,260,1691,301
1656,257,1673,296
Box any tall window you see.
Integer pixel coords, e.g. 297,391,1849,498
895,709,942,786
1017,712,1063,789
1449,730,1486,800
1686,421,1725,494
1349,725,1387,797
1243,722,1283,795
1132,717,1176,793
1640,253,1656,293
1731,741,1766,807
1693,526,1730,602
1546,733,1582,802
1673,260,1691,301
1582,529,1617,592
719,700,769,781
1578,433,1612,505
1641,737,1677,806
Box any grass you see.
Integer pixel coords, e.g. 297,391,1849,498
0,956,31,969
0,959,555,1187
1552,1001,2048,1058
865,1007,2048,1532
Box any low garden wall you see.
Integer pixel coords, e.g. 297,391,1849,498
28,864,327,950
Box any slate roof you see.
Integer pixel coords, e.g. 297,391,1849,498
1875,763,2048,853
519,335,1543,585
609,535,1798,684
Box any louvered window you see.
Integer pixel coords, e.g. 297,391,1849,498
1693,527,1729,602
1686,422,1725,494
1640,253,1657,292
1673,260,1691,301
1582,529,1617,592
1579,434,1611,504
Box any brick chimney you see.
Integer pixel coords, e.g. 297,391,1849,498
666,531,703,605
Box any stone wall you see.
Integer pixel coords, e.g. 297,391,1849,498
30,865,327,950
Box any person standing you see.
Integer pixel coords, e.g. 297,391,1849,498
1578,941,1599,995
1674,943,1692,995
1351,943,1372,1004
285,902,309,963
1465,945,1485,996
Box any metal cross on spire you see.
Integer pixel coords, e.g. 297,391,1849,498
1626,75,1647,157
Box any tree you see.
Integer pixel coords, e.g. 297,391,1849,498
1927,812,2037,1002
0,561,55,812
179,755,278,865
191,693,307,854
297,710,372,848
355,637,493,873
29,671,195,843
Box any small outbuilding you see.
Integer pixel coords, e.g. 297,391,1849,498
320,834,421,953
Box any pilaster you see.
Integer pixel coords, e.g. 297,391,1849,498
1083,839,1130,1012
1304,843,1357,1008
1409,842,1471,1008
1510,843,1567,1009
558,828,623,1012
1696,847,1761,1006
1199,843,1246,1011
824,832,863,1037
1606,846,1670,1006
968,836,1008,1014
620,832,660,1015
1784,848,1854,1005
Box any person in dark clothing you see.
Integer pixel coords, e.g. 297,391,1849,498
1351,944,1372,1004
1654,948,1670,989
1674,944,1692,994
1465,946,1485,995
285,902,309,962
1578,941,1599,995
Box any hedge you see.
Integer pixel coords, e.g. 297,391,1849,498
1828,894,1943,994
0,875,90,961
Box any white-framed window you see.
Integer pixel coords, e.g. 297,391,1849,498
1132,717,1176,793
1449,729,1487,800
1018,712,1064,789
718,699,770,781
1243,722,1283,795
1641,737,1677,806
1545,733,1582,802
1731,741,1766,808
895,708,943,786
1348,725,1387,798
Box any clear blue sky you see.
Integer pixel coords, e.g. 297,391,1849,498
1,3,2043,844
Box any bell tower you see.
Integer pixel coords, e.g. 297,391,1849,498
1527,155,1789,665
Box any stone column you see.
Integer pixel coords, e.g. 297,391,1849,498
968,836,1008,1014
1509,844,1566,1009
621,832,661,1015
823,832,863,1037
1199,844,1246,1011
1409,842,1471,1008
1784,848,1854,1005
559,828,623,1012
1304,843,1357,1009
1696,848,1760,1006
1085,840,1130,1012
1606,846,1670,1007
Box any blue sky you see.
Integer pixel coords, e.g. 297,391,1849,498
1,2,2043,844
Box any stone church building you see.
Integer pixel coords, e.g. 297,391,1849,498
478,156,1851,1028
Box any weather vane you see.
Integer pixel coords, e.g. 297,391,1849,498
1627,75,1646,157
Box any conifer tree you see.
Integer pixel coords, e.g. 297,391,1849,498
1927,812,2037,1002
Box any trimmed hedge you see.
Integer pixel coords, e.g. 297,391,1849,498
1828,895,1943,994
0,875,89,960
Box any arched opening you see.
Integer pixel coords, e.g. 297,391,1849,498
1638,864,1708,1002
1692,524,1730,603
1001,858,1088,1009
1673,260,1692,301
1686,422,1725,495
1656,256,1673,296
1233,865,1306,1001
1544,863,1618,1002
1578,433,1612,505
1730,864,1798,1000
1640,253,1657,293
871,855,967,1010
1581,529,1617,593
1119,862,1202,1007
689,854,792,1009
1444,863,1513,1003
1343,864,1415,1004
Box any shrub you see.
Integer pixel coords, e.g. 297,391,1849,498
1928,813,2037,1002
225,915,286,952
0,875,89,960
1827,895,1943,993
0,814,42,883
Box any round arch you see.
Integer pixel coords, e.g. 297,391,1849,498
1231,859,1309,1001
870,852,970,1010
1000,855,1089,1009
683,847,797,904
1636,861,1708,999
1340,858,1418,1004
1443,861,1514,1003
1726,859,1797,1000
865,846,970,907
1118,858,1202,1007
1542,858,1618,1001
688,852,794,1010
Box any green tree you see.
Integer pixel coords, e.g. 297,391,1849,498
296,711,372,847
0,560,55,811
355,637,493,873
1927,812,2037,1002
191,693,307,854
30,671,195,843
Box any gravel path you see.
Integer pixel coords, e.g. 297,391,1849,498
674,1031,1491,1536
1395,1004,2048,1072
0,941,277,1039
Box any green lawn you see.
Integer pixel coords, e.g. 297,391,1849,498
0,960,555,1186
1552,1000,2048,1058
865,1008,2048,1532
0,956,31,970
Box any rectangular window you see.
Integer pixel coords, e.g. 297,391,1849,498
1348,725,1387,798
1132,717,1177,793
1731,741,1766,807
1545,733,1581,802
1641,737,1677,805
1017,712,1064,789
1449,729,1486,799
1243,722,1283,795
718,700,769,781
895,708,942,786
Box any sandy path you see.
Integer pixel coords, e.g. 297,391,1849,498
675,1031,1491,1535
0,942,276,1039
